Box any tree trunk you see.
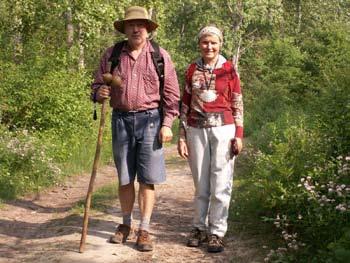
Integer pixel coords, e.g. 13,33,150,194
66,7,74,50
296,0,302,33
13,3,23,64
231,0,243,33
78,22,85,70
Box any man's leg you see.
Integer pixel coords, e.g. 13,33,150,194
110,111,137,244
109,183,136,244
119,182,136,225
138,183,155,231
135,183,155,251
119,183,136,214
134,109,165,251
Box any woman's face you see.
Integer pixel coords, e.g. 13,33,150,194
199,34,221,63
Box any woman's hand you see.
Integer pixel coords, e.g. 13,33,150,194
177,139,189,159
231,137,243,158
235,137,243,154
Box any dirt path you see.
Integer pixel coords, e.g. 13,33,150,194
0,145,264,263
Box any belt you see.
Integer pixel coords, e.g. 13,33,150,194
113,108,159,116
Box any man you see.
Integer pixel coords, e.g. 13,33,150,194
91,6,180,252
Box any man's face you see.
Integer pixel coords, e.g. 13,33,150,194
124,20,149,47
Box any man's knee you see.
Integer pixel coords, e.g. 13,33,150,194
139,183,155,190
119,182,134,191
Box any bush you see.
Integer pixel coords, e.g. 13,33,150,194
243,114,349,262
0,126,62,199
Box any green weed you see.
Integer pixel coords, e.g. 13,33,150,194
72,182,118,214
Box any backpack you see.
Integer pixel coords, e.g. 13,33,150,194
108,40,165,99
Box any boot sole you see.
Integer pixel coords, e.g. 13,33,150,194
136,244,153,252
207,247,224,253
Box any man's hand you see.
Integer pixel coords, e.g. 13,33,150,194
159,126,173,143
96,85,111,103
177,139,188,159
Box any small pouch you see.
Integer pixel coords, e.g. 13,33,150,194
230,138,239,158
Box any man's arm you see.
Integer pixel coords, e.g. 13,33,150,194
158,49,180,143
91,47,114,102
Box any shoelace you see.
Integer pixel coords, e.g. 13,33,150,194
138,230,149,241
209,235,222,245
190,229,201,238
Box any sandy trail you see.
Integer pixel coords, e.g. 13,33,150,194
0,145,264,263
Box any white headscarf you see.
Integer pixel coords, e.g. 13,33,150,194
198,26,223,43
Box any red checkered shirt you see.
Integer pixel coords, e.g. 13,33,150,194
92,40,180,127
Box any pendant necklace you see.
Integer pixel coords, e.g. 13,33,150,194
199,58,218,103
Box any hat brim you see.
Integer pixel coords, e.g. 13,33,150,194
114,19,158,34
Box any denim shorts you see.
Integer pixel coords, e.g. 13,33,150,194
111,108,166,186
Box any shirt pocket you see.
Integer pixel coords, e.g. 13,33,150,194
143,73,159,95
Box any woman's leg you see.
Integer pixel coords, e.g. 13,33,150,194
187,126,211,231
208,124,236,237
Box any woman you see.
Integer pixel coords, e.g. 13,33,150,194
178,25,243,253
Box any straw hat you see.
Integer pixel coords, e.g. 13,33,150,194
114,6,158,34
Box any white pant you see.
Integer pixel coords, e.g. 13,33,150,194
187,124,235,237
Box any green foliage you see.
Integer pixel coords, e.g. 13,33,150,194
328,229,350,263
242,37,307,137
0,60,91,131
236,114,349,262
0,126,61,199
233,17,350,263
73,182,118,214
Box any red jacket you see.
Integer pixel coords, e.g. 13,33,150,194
179,58,243,138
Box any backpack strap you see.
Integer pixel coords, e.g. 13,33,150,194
108,40,127,73
150,40,164,87
149,40,165,106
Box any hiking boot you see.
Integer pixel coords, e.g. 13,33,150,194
109,224,134,244
136,230,153,252
207,234,224,253
187,228,207,247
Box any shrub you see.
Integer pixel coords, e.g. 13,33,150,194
0,126,62,199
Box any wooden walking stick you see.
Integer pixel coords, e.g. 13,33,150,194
79,97,108,253
79,71,122,253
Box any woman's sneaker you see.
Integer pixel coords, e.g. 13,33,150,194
207,234,224,253
187,228,207,247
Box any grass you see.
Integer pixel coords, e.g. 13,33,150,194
72,182,118,214
60,129,113,177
